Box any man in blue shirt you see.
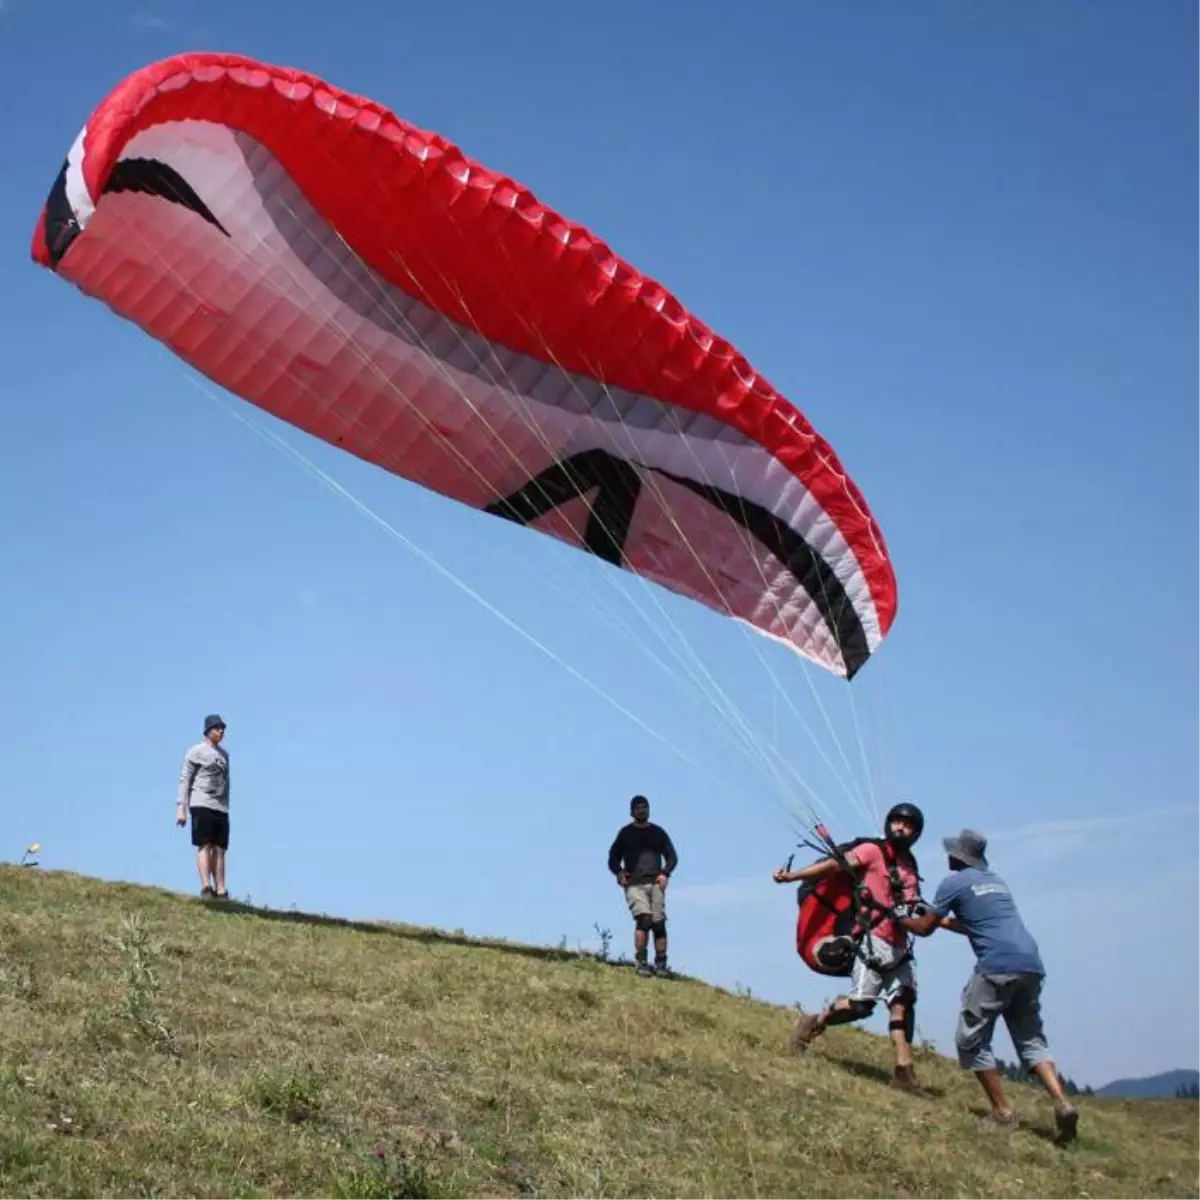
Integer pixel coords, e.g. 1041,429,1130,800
903,828,1079,1144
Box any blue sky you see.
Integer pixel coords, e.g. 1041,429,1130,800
0,0,1195,1088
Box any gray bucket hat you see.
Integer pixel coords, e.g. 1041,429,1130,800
942,828,989,870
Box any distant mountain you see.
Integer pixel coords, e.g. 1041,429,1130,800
1096,1068,1200,1099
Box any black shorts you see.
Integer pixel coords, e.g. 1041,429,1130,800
190,806,230,850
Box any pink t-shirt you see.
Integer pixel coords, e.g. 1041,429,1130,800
846,841,919,947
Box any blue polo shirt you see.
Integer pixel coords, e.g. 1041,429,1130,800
931,867,1045,976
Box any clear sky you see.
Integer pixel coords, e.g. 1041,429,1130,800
1,0,1195,1088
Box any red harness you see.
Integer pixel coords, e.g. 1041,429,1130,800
795,838,917,977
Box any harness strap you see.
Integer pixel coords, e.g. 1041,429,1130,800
850,840,917,970
797,833,922,973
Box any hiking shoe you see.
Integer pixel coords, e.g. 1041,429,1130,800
200,886,214,899
635,960,653,978
984,1109,1019,1132
787,1012,823,1054
891,1064,926,1097
654,959,672,978
1054,1104,1079,1145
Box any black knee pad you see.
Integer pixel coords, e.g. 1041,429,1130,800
635,914,654,933
826,998,875,1026
889,988,917,1042
650,920,667,938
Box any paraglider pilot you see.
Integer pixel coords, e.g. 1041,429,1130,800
774,803,928,1094
608,795,678,977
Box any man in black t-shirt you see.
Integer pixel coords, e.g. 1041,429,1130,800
607,795,679,976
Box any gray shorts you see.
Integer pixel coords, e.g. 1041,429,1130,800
848,935,915,1006
955,969,1052,1072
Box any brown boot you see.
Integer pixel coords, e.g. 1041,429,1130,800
1054,1103,1079,1145
984,1108,1019,1132
787,1012,824,1054
891,1063,926,1096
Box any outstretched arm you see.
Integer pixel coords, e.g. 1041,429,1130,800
903,907,964,937
773,856,841,884
904,874,967,937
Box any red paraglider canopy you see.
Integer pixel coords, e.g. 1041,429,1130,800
31,51,897,679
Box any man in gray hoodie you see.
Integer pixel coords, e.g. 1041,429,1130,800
175,713,231,899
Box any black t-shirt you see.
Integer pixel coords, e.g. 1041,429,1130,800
608,821,679,884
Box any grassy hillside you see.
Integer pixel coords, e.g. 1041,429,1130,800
0,866,1195,1199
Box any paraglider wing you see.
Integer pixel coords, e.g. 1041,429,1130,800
31,52,897,679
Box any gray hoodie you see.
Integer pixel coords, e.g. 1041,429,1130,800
177,740,230,813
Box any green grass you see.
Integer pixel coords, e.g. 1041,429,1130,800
0,865,1194,1198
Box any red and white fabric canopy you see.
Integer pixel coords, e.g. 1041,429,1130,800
32,52,897,679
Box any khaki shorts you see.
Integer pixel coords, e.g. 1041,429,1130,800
624,882,665,923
